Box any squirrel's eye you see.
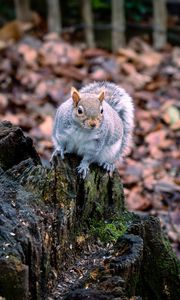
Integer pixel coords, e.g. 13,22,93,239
77,106,84,115
100,106,103,114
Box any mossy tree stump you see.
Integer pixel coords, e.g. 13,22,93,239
0,121,179,300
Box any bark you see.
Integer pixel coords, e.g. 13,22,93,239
81,0,95,48
14,0,31,22
112,0,126,52
0,121,179,300
47,0,62,34
153,0,167,49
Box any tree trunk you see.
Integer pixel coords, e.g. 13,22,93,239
81,0,95,48
112,0,126,52
14,0,31,22
0,121,180,300
153,0,167,49
47,0,62,34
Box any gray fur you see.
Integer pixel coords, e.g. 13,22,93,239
80,81,134,155
52,81,134,178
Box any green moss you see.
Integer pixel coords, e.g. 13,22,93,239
157,235,180,273
90,218,127,244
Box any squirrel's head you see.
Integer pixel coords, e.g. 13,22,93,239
71,87,105,130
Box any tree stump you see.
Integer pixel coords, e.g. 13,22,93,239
0,121,179,300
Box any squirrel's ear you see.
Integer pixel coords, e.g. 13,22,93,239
98,90,105,103
71,87,81,106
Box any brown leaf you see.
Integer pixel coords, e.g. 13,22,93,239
83,48,109,58
18,70,41,89
159,139,173,149
128,37,152,53
117,48,138,61
149,147,163,159
127,72,151,89
170,208,180,227
18,44,38,66
39,41,82,66
137,51,162,68
134,90,153,102
124,164,143,185
39,116,53,137
90,68,109,81
126,186,151,211
136,109,151,120
35,79,65,102
146,77,168,91
162,112,171,124
139,120,152,133
144,175,156,190
145,130,167,147
121,62,136,75
1,113,21,125
0,20,23,41
35,81,48,98
0,40,8,50
171,120,180,131
154,177,180,193
54,65,86,81
0,94,8,112
172,47,180,68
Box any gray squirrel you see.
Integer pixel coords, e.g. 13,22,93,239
52,81,134,178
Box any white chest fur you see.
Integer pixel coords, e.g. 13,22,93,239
64,126,99,156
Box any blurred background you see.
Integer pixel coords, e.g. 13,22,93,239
0,0,179,257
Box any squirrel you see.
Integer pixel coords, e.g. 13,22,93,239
52,81,134,178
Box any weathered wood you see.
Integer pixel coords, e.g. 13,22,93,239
81,0,95,48
112,0,126,52
153,0,167,49
0,121,180,300
0,121,40,170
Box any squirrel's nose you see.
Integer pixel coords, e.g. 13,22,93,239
90,123,96,128
88,119,98,128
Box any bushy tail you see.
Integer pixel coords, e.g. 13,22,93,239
80,81,134,155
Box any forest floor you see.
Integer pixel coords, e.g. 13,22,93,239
0,32,179,258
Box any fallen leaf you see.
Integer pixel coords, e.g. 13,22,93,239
0,20,23,41
137,51,162,68
0,94,8,112
145,129,167,147
149,147,163,159
1,113,20,125
127,72,151,89
54,65,86,81
172,47,180,68
145,77,168,91
171,120,180,131
83,48,109,58
139,120,152,133
90,68,109,81
144,175,156,190
18,44,38,66
126,186,151,211
121,62,136,75
39,116,53,137
117,48,138,61
155,178,180,193
18,70,41,89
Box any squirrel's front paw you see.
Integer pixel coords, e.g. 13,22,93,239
50,148,64,163
103,162,115,175
77,163,89,179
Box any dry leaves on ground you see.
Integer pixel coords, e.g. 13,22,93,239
0,35,179,256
